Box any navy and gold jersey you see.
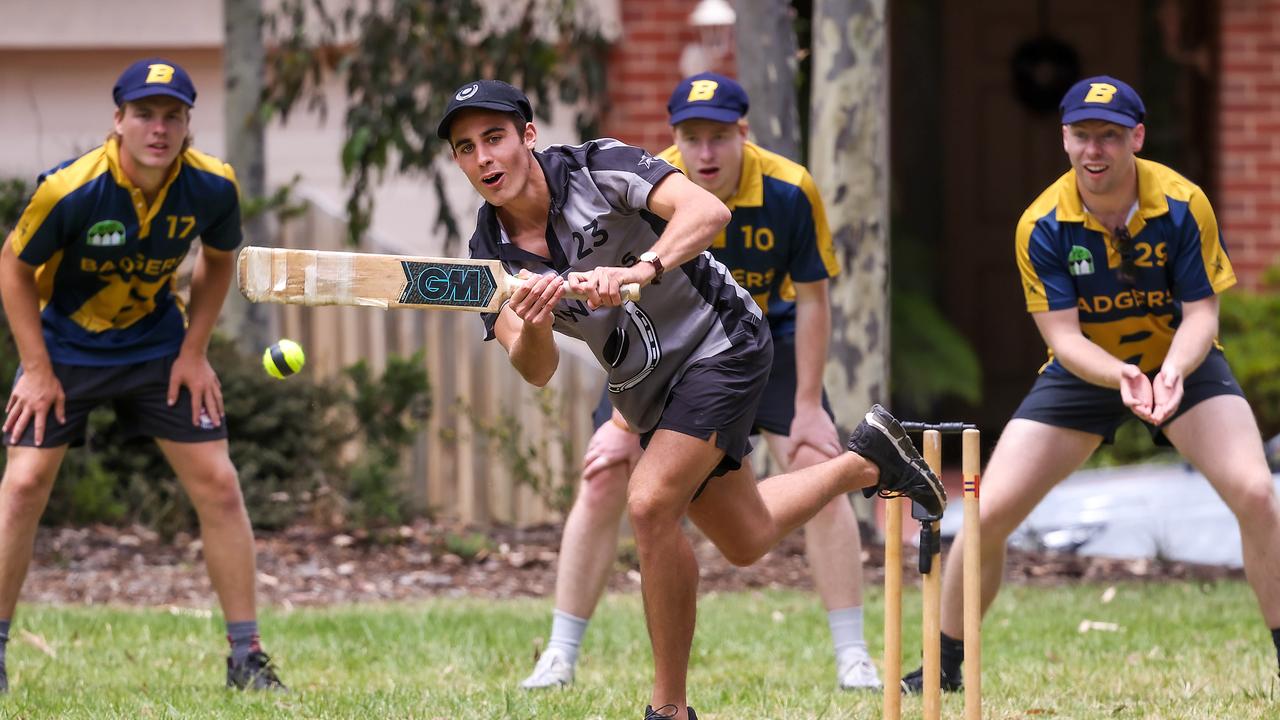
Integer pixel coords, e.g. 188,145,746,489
1016,158,1235,375
8,137,242,366
658,141,838,340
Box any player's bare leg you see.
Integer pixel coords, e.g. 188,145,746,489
159,439,258,621
627,430,725,720
0,446,67,692
159,438,283,690
687,451,877,570
521,460,630,688
556,464,630,617
764,432,875,688
940,420,1099,636
0,446,68,618
908,420,1099,693
1164,395,1280,628
764,433,860,608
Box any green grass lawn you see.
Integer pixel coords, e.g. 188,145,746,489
0,581,1274,718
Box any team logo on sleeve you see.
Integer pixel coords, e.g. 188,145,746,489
1068,245,1095,276
86,220,127,247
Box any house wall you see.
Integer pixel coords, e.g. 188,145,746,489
1217,0,1280,287
600,0,736,153
0,2,590,254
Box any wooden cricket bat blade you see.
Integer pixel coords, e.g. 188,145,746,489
237,246,639,312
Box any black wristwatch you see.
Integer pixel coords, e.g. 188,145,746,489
639,251,664,284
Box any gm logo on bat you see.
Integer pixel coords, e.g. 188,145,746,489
399,261,498,308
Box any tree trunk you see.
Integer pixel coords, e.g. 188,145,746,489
222,0,276,351
734,0,802,162
809,0,890,425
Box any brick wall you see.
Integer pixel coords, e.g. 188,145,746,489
1218,0,1280,289
602,0,736,153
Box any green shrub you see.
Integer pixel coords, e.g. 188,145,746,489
442,531,494,561
338,352,431,527
1219,288,1280,440
0,177,31,233
460,386,577,515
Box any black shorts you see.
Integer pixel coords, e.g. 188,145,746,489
1011,348,1245,445
3,354,229,448
593,333,833,437
595,321,773,483
750,334,835,435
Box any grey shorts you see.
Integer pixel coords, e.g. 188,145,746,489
593,333,831,437
635,320,773,487
3,353,228,448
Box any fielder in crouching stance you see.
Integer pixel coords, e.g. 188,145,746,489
902,75,1280,693
440,79,945,720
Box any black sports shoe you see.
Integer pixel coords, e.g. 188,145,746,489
848,404,947,518
900,664,963,694
645,705,698,720
227,650,286,690
0,659,7,693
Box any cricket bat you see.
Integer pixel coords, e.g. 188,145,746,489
237,246,640,312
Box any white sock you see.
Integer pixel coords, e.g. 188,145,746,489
546,609,589,665
828,606,868,662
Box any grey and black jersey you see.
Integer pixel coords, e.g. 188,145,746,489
468,138,763,434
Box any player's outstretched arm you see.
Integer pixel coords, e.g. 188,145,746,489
494,272,563,387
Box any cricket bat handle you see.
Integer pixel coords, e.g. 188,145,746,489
542,282,642,304
501,272,641,305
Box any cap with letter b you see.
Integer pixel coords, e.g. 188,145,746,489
436,80,534,139
1059,75,1145,128
667,72,749,126
113,58,197,107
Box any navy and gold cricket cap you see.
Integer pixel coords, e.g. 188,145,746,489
113,58,197,107
1059,75,1145,128
437,80,534,140
667,72,749,126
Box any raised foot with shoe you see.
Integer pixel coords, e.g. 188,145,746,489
848,404,947,518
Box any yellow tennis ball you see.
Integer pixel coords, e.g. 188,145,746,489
263,339,306,380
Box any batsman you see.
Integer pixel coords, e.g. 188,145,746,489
520,73,881,692
440,79,944,720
